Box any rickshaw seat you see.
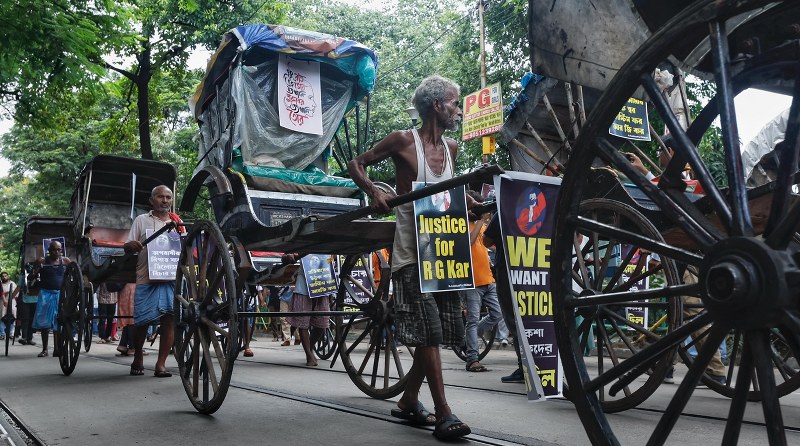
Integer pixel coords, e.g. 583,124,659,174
232,152,363,199
88,227,129,248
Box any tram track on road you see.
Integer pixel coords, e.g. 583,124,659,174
234,356,800,439
90,351,800,442
228,380,545,446
0,397,44,446
236,356,530,397
90,352,548,445
234,356,800,437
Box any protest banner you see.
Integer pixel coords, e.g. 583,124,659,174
337,254,372,312
302,254,337,298
278,54,323,135
495,171,562,398
413,183,474,293
146,229,181,281
609,97,650,140
619,245,650,328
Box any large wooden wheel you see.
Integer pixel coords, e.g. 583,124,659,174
565,199,681,413
336,253,407,399
551,1,800,444
174,220,238,414
58,263,84,376
681,325,800,401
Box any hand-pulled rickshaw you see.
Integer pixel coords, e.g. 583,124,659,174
506,0,800,444
56,155,178,375
179,24,501,414
5,217,75,357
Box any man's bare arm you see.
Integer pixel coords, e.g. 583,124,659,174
347,131,407,213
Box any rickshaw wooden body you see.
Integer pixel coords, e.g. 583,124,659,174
70,155,178,285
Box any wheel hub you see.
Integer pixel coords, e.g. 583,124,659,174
185,301,201,325
705,257,759,305
699,237,798,329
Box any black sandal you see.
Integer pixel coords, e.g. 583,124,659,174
391,401,437,426
433,414,471,440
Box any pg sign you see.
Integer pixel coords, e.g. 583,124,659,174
462,83,503,142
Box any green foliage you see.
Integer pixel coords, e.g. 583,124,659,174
0,0,131,119
285,0,528,181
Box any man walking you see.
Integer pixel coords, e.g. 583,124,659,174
32,241,70,357
460,192,503,373
124,185,183,377
348,75,471,440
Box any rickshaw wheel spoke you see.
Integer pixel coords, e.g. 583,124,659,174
337,253,407,400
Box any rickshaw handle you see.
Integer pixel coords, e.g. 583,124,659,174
318,164,504,228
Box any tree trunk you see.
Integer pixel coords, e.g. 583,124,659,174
137,43,154,160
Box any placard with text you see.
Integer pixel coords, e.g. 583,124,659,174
337,254,372,311
609,97,650,140
413,183,474,293
495,171,563,398
278,54,323,135
145,228,181,281
302,254,337,298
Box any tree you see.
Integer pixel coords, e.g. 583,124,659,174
99,0,288,159
0,0,129,118
284,0,488,181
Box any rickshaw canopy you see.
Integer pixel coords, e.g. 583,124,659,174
20,216,74,263
70,155,177,235
190,24,379,173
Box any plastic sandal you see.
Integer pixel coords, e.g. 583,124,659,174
391,401,437,426
433,414,471,440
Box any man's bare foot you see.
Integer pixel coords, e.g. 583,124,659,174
306,360,318,367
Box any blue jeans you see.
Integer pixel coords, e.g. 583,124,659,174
495,319,509,340
686,335,727,361
462,283,503,363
